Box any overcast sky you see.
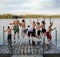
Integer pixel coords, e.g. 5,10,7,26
0,0,60,15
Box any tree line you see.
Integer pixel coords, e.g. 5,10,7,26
0,14,60,19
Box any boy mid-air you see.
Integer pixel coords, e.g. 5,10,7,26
45,22,56,45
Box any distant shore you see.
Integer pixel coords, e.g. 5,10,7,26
0,14,60,19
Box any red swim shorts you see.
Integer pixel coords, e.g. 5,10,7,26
46,32,52,40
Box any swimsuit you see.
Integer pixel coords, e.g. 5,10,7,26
28,31,33,37
27,27,33,37
14,25,19,33
46,32,52,40
21,28,27,34
32,29,36,37
42,28,46,33
7,34,12,43
37,30,40,36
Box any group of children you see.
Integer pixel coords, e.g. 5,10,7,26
5,18,56,45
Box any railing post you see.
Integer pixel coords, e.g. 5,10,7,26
43,35,45,54
3,26,5,44
44,18,45,21
55,29,57,47
11,40,13,55
50,17,51,25
50,17,51,45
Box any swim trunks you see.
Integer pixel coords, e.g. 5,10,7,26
37,30,40,36
32,29,36,37
42,28,46,33
14,25,19,33
7,34,12,42
21,28,27,34
46,32,52,40
28,31,33,37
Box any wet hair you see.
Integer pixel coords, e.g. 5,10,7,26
15,16,18,19
27,25,30,27
49,26,51,28
22,19,25,22
42,21,45,24
8,26,10,28
33,21,35,23
37,22,40,25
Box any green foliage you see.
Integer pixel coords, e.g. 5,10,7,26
0,14,60,19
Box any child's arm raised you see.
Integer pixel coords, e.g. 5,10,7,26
50,21,53,27
9,23,13,25
51,28,56,31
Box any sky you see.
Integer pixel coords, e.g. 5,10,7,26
0,0,60,15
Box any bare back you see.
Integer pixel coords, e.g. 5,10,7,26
32,23,36,29
47,27,52,32
36,24,40,30
41,24,45,29
7,29,11,34
21,22,26,28
13,19,19,26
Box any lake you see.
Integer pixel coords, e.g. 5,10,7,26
0,18,60,50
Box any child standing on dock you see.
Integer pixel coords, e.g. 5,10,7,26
5,26,13,44
10,18,20,39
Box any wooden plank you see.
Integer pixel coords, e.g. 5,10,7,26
50,43,59,53
0,46,7,54
43,43,59,54
0,42,60,55
51,46,59,53
0,45,4,52
19,45,22,55
3,46,8,54
17,45,20,54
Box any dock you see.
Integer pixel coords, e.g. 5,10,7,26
0,41,60,55
0,18,60,57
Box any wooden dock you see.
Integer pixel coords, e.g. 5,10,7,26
0,41,60,55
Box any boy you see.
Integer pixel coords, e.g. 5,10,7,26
27,25,33,44
46,22,56,45
36,21,41,38
19,19,26,38
10,18,20,39
41,21,46,33
30,20,36,37
5,26,13,44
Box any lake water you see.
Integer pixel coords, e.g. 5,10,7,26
0,18,60,50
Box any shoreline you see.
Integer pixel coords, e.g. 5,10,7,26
0,14,60,19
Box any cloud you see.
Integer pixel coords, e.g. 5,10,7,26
0,0,60,15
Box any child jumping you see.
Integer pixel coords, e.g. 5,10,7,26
46,22,56,45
